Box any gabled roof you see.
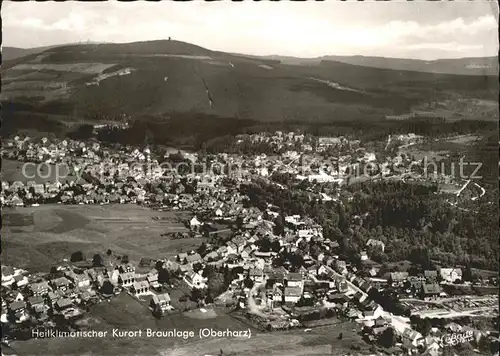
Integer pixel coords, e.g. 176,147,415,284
286,272,303,281
10,301,26,311
152,293,171,304
120,272,135,280
185,253,202,263
147,274,158,282
284,286,302,297
422,283,441,295
249,268,263,277
403,328,423,341
53,277,71,287
28,296,45,305
56,298,73,309
390,272,409,281
132,281,149,290
30,281,50,293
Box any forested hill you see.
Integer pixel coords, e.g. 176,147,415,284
2,40,498,137
241,180,499,271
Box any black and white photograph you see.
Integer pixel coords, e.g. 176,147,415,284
1,1,499,355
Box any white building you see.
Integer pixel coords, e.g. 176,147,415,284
183,272,207,289
439,268,462,283
132,281,150,296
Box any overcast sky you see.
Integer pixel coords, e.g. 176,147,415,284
2,1,499,60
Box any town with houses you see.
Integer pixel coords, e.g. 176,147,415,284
1,129,498,356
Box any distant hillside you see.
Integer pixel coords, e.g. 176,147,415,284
263,54,499,76
1,43,106,62
1,45,65,61
322,55,499,76
1,40,498,139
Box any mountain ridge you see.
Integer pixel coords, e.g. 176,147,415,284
1,39,497,139
3,41,498,75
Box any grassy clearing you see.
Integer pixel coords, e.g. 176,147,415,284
1,205,193,272
1,159,79,184
11,63,116,74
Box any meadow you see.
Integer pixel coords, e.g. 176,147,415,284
1,204,195,272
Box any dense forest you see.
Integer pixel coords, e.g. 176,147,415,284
240,180,499,271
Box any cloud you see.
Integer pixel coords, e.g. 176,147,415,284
2,1,497,59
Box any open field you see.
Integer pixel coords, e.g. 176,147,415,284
1,204,195,272
9,63,117,74
1,159,80,184
9,292,369,356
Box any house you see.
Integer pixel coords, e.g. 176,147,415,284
27,296,47,317
335,261,347,274
177,253,188,263
254,251,273,261
420,284,442,301
28,281,50,296
249,268,264,283
402,328,424,347
390,272,409,286
189,216,202,230
69,274,91,289
9,301,28,322
368,267,380,277
184,253,202,265
184,271,207,289
147,272,161,291
439,268,462,283
270,286,283,304
79,290,96,304
241,246,253,259
407,276,425,290
55,298,73,311
424,270,438,282
1,266,15,286
178,264,191,275
370,326,389,340
47,290,64,305
374,316,388,327
366,239,385,252
151,293,171,312
108,269,120,284
336,279,349,293
118,272,135,287
13,274,29,288
52,277,71,291
284,287,302,304
217,246,229,256
286,273,304,289
327,293,349,306
363,305,384,320
231,236,246,253
268,269,286,286
204,251,219,262
131,281,150,296
360,251,368,261
359,280,373,293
